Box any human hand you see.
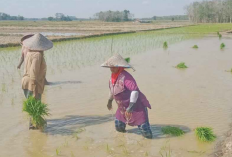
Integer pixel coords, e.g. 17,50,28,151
125,111,132,120
107,100,113,110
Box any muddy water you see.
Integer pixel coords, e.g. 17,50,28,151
0,32,232,157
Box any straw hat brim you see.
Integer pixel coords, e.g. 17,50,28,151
23,33,53,51
20,34,34,44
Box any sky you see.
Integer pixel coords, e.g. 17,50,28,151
0,0,201,18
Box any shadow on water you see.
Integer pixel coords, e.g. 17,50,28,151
127,124,191,139
47,81,82,86
44,114,113,135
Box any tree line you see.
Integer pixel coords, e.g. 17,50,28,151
0,12,24,20
94,10,133,22
185,0,232,23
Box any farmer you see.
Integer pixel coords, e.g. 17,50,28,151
101,54,153,139
18,34,49,85
21,33,53,101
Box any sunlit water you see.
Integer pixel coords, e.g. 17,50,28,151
0,31,232,157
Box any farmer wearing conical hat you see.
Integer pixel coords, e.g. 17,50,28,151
21,33,53,101
101,54,152,139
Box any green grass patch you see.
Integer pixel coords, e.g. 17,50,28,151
195,127,216,142
23,96,50,129
161,126,185,136
163,41,168,49
192,45,198,49
176,62,188,69
124,57,130,63
220,43,225,49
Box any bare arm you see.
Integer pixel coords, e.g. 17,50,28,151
17,54,24,69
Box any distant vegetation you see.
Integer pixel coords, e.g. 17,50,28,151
186,0,232,23
141,15,189,21
47,13,74,21
0,12,24,20
94,10,133,22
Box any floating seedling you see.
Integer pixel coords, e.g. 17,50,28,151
161,126,185,136
23,96,50,129
175,62,188,69
163,41,168,49
220,43,225,49
125,57,130,63
195,127,216,142
192,45,198,49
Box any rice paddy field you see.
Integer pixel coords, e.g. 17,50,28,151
0,20,190,47
1,24,232,157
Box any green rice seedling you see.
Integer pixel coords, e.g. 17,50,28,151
220,43,225,49
145,151,149,156
217,31,220,36
122,146,130,156
73,133,79,140
225,68,232,73
161,126,185,136
192,45,198,49
63,139,68,147
219,34,222,39
195,127,216,142
176,62,188,69
159,144,171,157
163,41,168,49
56,148,61,156
125,57,130,63
187,150,205,155
23,96,50,129
71,151,75,157
106,144,113,154
11,98,15,106
76,128,86,133
2,83,6,92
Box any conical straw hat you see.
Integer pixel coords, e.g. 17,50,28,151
20,34,34,45
22,33,53,51
101,54,135,70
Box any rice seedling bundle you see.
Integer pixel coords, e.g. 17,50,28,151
192,45,198,49
161,126,185,136
23,96,50,129
195,127,216,142
176,62,188,69
220,43,225,49
124,57,130,63
163,41,168,49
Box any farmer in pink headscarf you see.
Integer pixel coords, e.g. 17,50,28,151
101,54,152,139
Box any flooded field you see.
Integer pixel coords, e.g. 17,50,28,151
0,28,232,157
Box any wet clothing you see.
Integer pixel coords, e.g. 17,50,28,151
22,51,47,95
109,70,151,126
115,119,152,139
